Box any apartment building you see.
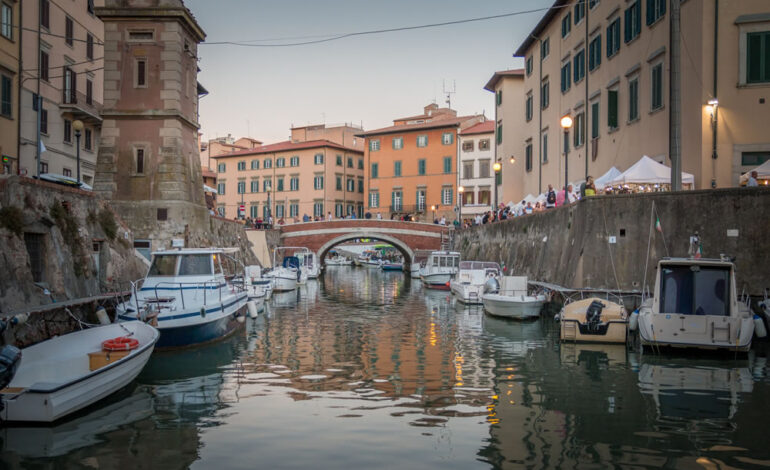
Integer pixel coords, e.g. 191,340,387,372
509,0,770,201
212,126,365,221
0,0,19,175
458,121,496,218
19,0,103,184
484,69,526,205
359,104,484,222
199,134,262,170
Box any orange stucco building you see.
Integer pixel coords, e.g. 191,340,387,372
358,104,484,221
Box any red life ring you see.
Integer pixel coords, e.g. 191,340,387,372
102,336,139,351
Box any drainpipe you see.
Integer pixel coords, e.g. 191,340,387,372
711,0,719,188
16,1,22,173
35,2,42,178
670,0,683,191
537,35,543,194
584,0,589,180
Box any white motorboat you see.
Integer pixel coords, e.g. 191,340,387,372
410,263,422,279
244,265,273,300
450,261,501,304
264,256,300,292
482,276,546,319
0,322,158,423
295,248,321,279
636,256,755,352
420,251,460,290
325,255,352,266
116,248,248,348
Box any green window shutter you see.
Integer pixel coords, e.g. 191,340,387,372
608,90,618,128
591,102,599,139
418,159,425,175
391,191,395,209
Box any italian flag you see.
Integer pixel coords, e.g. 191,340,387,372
655,217,663,233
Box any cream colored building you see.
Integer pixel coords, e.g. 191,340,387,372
199,134,262,170
19,0,103,183
0,0,19,174
458,120,495,217
506,0,770,202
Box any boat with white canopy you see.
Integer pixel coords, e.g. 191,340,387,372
450,261,501,304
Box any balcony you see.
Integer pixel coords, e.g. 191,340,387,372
385,204,427,214
60,89,102,123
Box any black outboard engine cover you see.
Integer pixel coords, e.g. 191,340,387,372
585,300,605,333
0,345,21,390
484,277,500,294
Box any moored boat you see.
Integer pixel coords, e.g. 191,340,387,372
482,276,545,319
265,256,300,292
325,255,352,266
0,322,158,423
420,251,460,290
450,261,501,304
559,296,628,343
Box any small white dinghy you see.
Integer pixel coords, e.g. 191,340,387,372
0,322,158,423
482,276,546,320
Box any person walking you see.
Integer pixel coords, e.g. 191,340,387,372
545,185,557,209
747,171,759,187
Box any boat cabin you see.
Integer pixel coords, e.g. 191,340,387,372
147,249,225,279
655,259,736,317
456,261,501,285
426,251,460,271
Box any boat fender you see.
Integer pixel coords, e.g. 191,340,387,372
95,307,111,325
754,314,768,338
760,300,770,322
247,300,259,319
200,306,206,318
102,336,139,351
629,310,639,331
554,311,561,322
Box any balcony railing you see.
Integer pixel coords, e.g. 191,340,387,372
61,89,102,122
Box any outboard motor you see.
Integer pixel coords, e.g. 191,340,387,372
0,345,21,412
484,277,500,294
585,300,605,333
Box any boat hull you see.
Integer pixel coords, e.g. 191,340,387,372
559,297,628,344
271,276,297,292
422,273,452,290
381,264,403,271
152,313,242,349
482,294,545,319
451,282,484,304
638,312,753,352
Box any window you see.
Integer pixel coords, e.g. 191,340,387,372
237,161,246,171
358,158,364,169
290,176,299,191
217,182,225,195
625,1,641,43
442,132,454,145
370,139,380,151
479,160,490,178
394,161,402,177
651,63,664,110
629,77,639,121
525,56,533,76
416,135,428,147
290,156,299,167
217,206,225,217
562,12,571,38
496,90,502,106
250,205,259,218
496,121,503,144
660,265,730,317
263,178,271,192
63,168,71,177
290,203,299,218
313,201,324,217
347,156,353,168
347,178,355,192
40,107,48,134
441,187,452,206
608,89,619,129
369,191,379,208
276,177,284,192
358,179,363,193
443,156,452,174
392,190,403,211
87,0,94,14
336,175,342,190
65,17,73,46
136,59,147,87
561,61,571,93
418,159,426,175
276,157,285,168
336,154,342,166
574,112,585,148
217,163,226,173
462,189,473,205
251,180,259,193
313,153,323,164
541,79,549,109
313,175,323,190
607,18,621,58
462,140,474,152
646,0,666,26
574,49,586,83
589,35,602,71
371,163,378,178
63,67,76,104
525,93,533,121
40,161,48,173
392,137,403,150
574,0,585,24
85,129,92,150
1,3,12,40
589,0,599,8
747,32,770,84
251,159,259,170
525,141,533,172
237,181,245,194
262,205,270,219
463,162,473,179
0,74,10,117
275,204,285,218
40,50,49,81
542,133,549,163
86,79,93,105
264,158,272,168
416,189,426,211
63,119,72,143
541,37,550,59
479,139,490,151
591,101,600,139
40,0,49,29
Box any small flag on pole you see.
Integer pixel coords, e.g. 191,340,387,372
695,243,702,259
655,217,662,233
39,140,47,154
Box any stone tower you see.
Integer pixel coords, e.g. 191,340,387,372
94,0,207,249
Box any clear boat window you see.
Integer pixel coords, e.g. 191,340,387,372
148,255,178,276
213,254,222,274
440,257,447,268
178,254,213,275
660,265,730,316
433,257,439,266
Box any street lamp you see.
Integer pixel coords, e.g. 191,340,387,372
509,156,516,164
560,115,573,205
706,98,719,188
430,204,436,222
492,161,502,210
72,120,84,186
457,186,464,228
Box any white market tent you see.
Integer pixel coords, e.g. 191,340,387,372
203,184,217,193
594,167,622,189
739,159,770,184
608,155,694,186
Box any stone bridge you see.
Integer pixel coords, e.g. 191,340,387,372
277,220,451,263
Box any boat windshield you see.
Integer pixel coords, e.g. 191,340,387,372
660,265,730,316
148,255,178,276
178,254,213,276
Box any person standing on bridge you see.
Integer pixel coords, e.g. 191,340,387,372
327,211,333,221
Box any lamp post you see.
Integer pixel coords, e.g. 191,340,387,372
72,120,84,186
430,204,436,223
457,186,464,228
560,115,573,205
509,156,516,165
706,98,719,188
492,161,502,210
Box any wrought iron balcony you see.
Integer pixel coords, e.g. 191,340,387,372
61,89,102,123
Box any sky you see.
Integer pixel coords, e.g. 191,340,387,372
186,0,553,144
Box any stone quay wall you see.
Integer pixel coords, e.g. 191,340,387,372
454,188,770,296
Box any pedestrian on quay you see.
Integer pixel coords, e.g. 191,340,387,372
584,176,596,197
747,171,759,187
302,213,309,222
545,185,556,209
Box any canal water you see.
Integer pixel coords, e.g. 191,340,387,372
3,267,770,469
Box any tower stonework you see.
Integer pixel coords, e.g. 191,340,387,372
94,0,208,249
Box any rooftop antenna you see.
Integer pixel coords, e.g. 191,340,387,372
443,79,456,109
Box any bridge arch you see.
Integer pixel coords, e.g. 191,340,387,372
317,232,415,266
